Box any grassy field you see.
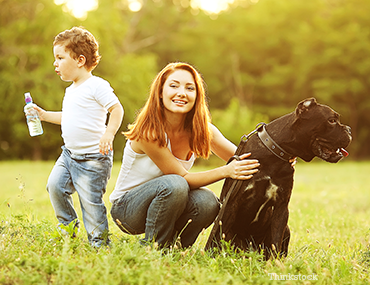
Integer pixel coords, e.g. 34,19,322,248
1,160,370,284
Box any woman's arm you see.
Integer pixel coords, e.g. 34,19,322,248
209,124,237,162
210,124,297,167
184,152,259,189
134,129,260,190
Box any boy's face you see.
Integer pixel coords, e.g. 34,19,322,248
53,44,82,83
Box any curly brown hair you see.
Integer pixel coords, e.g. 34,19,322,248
53,27,101,72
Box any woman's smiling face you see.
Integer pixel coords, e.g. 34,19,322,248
161,69,197,116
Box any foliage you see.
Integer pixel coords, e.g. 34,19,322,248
0,0,73,160
141,0,370,158
0,0,157,161
0,0,369,160
1,160,370,284
211,98,268,145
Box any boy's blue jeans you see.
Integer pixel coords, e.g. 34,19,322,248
47,146,112,247
110,174,220,247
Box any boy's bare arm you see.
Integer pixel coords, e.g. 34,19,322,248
99,102,124,155
33,105,62,125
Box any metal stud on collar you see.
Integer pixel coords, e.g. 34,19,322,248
257,124,294,162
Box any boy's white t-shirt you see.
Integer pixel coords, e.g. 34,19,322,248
61,76,120,154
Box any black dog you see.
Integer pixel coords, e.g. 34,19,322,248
205,98,352,258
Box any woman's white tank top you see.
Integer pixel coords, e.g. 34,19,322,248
109,138,196,203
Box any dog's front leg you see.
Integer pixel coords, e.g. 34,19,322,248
269,204,289,257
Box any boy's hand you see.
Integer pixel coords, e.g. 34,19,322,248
30,105,62,125
99,133,114,155
30,104,46,120
100,102,123,155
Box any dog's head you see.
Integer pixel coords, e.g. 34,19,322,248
293,98,352,163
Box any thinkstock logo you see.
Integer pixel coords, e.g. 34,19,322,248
268,273,318,281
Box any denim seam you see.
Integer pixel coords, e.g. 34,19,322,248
151,184,166,239
111,191,143,235
60,151,78,223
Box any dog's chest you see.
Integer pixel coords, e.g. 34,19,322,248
241,176,280,223
244,176,279,200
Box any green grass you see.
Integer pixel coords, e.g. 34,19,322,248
1,160,370,284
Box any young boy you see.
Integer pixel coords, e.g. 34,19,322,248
33,27,124,247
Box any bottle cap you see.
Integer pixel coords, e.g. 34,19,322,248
24,92,32,104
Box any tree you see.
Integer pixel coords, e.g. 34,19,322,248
139,0,369,158
0,0,75,160
1,0,368,159
0,0,158,160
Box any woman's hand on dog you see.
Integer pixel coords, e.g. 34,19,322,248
226,153,260,180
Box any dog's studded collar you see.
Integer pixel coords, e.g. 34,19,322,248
257,124,294,162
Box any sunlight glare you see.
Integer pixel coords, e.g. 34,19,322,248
54,0,235,18
54,0,98,19
191,0,234,14
128,0,143,12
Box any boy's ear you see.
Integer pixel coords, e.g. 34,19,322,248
77,55,86,67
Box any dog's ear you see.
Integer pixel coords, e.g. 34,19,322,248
296,98,317,117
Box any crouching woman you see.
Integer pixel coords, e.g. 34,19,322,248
109,62,259,248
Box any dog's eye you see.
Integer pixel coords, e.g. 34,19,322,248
328,118,337,124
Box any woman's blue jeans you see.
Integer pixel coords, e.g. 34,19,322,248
47,146,112,247
110,175,220,247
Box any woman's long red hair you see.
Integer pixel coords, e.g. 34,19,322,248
125,62,212,159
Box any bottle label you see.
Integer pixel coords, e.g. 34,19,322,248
26,115,43,136
24,102,43,136
27,121,43,136
26,115,39,121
